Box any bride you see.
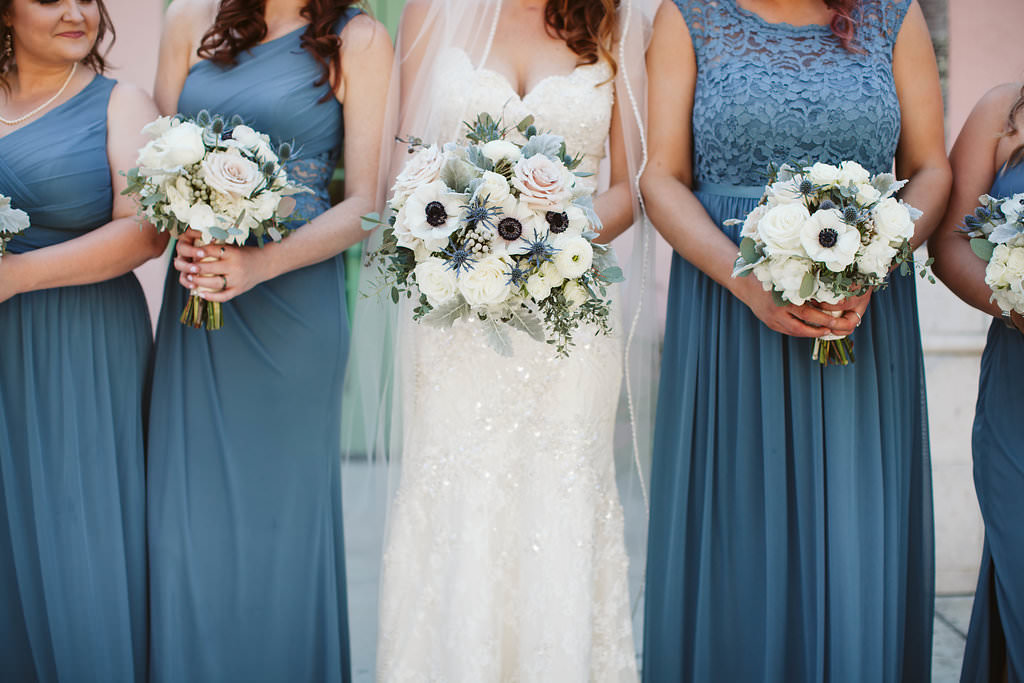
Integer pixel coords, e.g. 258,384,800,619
352,0,657,679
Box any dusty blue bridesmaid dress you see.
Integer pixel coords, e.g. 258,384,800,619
961,161,1024,683
643,1,933,681
147,11,359,682
0,75,149,682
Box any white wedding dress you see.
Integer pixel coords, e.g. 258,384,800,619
376,47,639,683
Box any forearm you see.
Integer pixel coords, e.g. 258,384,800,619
5,217,166,294
256,195,375,281
901,164,953,249
592,182,635,244
643,173,743,292
931,230,1001,317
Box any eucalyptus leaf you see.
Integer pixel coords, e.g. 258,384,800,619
799,271,816,299
771,289,787,307
970,238,995,262
361,212,384,232
739,237,760,265
600,266,625,283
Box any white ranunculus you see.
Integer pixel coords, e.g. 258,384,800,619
807,162,841,188
758,203,811,255
202,149,262,199
755,256,815,305
186,202,220,239
414,258,458,305
562,280,590,310
165,176,195,223
458,254,512,307
872,197,916,243
740,204,768,239
800,208,860,272
248,191,282,221
403,180,465,247
855,183,882,206
391,145,447,209
525,272,553,301
481,140,521,166
138,121,206,170
473,170,512,206
857,238,898,279
836,160,871,187
511,154,575,210
538,259,565,289
551,234,594,279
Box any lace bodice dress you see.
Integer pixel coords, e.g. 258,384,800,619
376,46,639,683
645,1,934,681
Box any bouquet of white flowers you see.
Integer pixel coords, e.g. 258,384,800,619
731,161,929,365
0,194,29,260
364,113,623,356
123,110,309,330
962,192,1024,316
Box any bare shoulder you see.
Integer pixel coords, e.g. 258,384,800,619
340,12,391,55
163,0,218,40
107,82,160,130
975,82,1023,122
399,0,434,34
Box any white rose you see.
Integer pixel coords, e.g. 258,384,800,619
414,258,458,305
836,160,871,187
800,208,861,272
138,121,206,170
473,170,512,205
229,124,275,160
872,197,916,243
551,235,594,279
756,257,815,306
403,180,465,248
740,204,768,239
202,149,262,199
1006,245,1024,279
759,203,811,255
511,154,575,210
165,176,195,222
986,245,1011,288
186,202,220,238
391,145,447,209
765,180,803,207
526,272,553,301
481,140,521,166
855,183,882,206
458,254,512,307
807,162,841,187
248,192,281,221
562,280,590,311
857,238,898,279
141,115,174,138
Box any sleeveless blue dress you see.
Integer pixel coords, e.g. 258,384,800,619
0,75,150,683
644,2,933,681
147,12,358,682
961,161,1024,683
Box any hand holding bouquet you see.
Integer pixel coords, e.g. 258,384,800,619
961,192,1024,317
0,194,30,260
731,161,930,365
365,113,624,357
123,110,310,329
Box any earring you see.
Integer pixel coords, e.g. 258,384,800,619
3,32,11,59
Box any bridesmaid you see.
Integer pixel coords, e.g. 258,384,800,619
642,0,951,680
930,84,1024,683
0,1,165,681
147,1,390,681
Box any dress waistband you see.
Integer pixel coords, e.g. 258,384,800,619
693,180,765,199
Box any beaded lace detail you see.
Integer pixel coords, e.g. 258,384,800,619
675,0,911,185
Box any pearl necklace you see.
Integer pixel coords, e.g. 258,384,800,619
0,62,78,126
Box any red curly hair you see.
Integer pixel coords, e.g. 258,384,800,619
544,0,619,78
824,0,861,51
197,0,361,99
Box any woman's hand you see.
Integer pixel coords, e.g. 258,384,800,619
815,289,872,337
173,229,276,303
731,275,849,338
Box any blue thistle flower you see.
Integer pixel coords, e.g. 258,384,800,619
842,206,860,224
462,196,502,231
975,206,991,220
819,199,836,211
442,242,476,276
520,229,559,267
798,178,814,196
504,260,530,287
964,214,981,229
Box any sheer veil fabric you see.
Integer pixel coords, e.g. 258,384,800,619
340,0,659,674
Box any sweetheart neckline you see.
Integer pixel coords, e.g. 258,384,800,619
447,47,610,103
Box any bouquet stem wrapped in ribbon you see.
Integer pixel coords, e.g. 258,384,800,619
123,110,309,330
364,113,624,357
731,161,932,366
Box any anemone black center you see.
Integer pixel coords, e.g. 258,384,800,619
818,227,839,248
424,201,448,227
498,217,523,241
546,211,569,233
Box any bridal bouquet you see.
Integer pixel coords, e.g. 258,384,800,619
731,161,928,365
123,110,309,330
0,194,29,260
364,113,623,356
962,192,1024,315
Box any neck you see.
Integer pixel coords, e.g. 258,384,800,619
8,58,77,98
263,0,307,25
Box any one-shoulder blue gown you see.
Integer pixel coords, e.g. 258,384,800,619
961,161,1024,683
0,75,150,683
147,12,359,682
643,1,934,681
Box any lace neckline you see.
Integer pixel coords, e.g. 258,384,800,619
729,0,832,32
451,48,609,104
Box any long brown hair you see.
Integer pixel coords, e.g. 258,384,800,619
544,0,619,79
1005,84,1024,168
0,0,115,84
197,0,361,99
824,0,860,51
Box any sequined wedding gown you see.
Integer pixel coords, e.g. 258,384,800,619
376,47,639,683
